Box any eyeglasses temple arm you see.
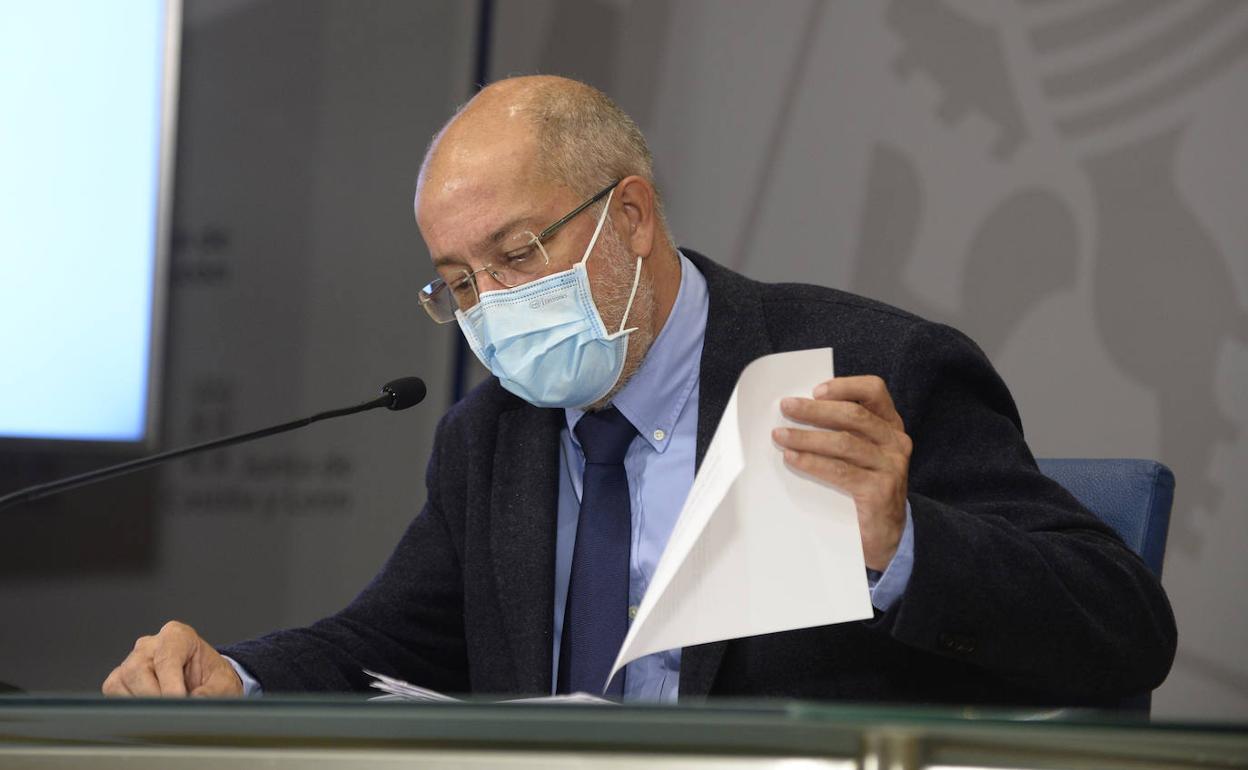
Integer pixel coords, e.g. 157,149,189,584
536,179,621,242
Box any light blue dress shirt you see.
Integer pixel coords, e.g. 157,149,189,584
230,252,915,699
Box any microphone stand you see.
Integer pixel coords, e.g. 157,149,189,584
0,378,424,513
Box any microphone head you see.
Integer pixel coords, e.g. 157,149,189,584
382,377,427,411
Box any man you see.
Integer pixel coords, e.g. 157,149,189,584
104,76,1175,705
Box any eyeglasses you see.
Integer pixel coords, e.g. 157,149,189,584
419,180,620,324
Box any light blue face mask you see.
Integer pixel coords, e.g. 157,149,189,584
455,189,643,409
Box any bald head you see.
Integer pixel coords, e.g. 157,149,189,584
418,76,659,214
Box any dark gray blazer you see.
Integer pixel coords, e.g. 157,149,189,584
224,251,1176,707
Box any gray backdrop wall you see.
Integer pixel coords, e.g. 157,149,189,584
1,0,1244,722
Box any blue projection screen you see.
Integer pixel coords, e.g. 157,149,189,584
0,1,179,443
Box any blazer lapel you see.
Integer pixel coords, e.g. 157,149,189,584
679,250,775,699
489,404,564,695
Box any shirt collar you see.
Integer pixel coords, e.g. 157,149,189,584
566,251,708,453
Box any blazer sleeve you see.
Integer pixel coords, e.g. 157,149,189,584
219,414,470,694
871,320,1177,699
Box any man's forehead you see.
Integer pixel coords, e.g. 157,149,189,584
416,106,570,261
417,172,553,267
421,188,529,241
418,161,539,226
420,120,539,203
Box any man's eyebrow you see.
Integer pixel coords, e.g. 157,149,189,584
432,253,467,270
479,216,531,251
430,216,534,271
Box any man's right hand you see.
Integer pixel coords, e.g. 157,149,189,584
102,621,243,697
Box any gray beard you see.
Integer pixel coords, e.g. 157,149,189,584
582,221,657,411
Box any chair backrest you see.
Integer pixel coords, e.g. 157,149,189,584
1035,458,1175,579
1036,458,1175,713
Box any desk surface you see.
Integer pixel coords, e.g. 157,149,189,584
1,696,1246,769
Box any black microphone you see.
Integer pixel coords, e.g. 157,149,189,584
0,376,427,513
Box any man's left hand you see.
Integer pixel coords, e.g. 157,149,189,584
772,375,912,572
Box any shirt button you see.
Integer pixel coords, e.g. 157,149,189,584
653,429,666,442
628,605,638,620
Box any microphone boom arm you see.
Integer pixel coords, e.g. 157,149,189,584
0,377,424,512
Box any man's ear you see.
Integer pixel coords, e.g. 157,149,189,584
614,176,657,258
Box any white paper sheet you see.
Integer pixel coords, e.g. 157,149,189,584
608,348,872,686
363,669,612,705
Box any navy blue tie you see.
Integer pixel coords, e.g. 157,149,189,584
558,407,637,697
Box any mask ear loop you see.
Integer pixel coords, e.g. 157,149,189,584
616,256,643,335
579,187,640,337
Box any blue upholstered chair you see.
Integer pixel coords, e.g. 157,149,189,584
1035,458,1174,578
1035,458,1175,713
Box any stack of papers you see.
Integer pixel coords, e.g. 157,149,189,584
365,669,460,702
365,669,610,704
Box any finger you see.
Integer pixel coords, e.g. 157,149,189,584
811,376,903,429
102,667,133,696
782,448,869,490
780,397,895,446
152,628,194,696
152,648,190,696
119,658,162,696
772,427,887,471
